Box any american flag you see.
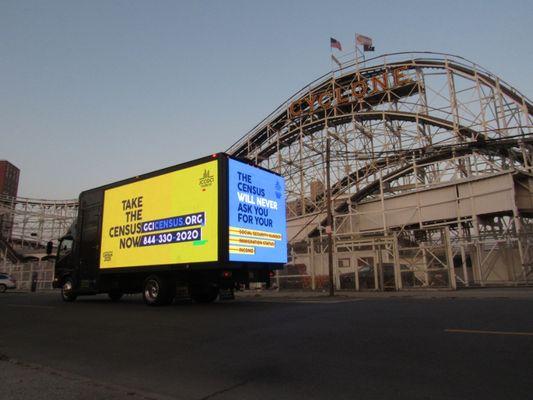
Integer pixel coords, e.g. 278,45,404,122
330,37,342,51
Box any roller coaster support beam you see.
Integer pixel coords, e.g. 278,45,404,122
326,135,334,296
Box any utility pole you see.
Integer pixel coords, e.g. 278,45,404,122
326,135,335,296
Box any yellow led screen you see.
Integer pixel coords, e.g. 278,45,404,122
100,160,218,268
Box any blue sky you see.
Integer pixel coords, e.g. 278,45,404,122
1,0,532,198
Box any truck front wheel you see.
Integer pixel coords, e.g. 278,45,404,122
143,275,174,306
61,278,77,302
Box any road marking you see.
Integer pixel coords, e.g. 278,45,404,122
3,304,55,309
445,329,533,337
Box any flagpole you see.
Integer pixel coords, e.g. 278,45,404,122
354,33,358,68
354,33,360,74
330,40,334,76
330,38,343,75
355,33,372,73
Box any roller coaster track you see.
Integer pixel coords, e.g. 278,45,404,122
307,136,533,237
226,52,532,240
2,52,532,248
0,195,78,249
228,51,532,159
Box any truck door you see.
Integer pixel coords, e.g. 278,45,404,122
77,191,103,290
55,236,74,275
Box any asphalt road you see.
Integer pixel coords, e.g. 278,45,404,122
1,291,532,400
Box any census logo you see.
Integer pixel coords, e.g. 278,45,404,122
275,181,282,200
102,251,113,262
199,169,214,188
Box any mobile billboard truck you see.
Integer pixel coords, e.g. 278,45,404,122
53,154,287,306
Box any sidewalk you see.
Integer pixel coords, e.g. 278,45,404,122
0,353,175,400
235,287,533,301
5,287,533,301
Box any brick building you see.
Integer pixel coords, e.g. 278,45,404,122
0,160,20,240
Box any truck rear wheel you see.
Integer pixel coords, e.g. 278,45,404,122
143,275,174,306
61,278,77,302
191,286,219,304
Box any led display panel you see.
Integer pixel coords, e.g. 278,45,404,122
100,160,218,268
228,159,287,263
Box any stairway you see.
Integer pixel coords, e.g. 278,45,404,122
0,237,23,264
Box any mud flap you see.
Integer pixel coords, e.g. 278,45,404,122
219,288,235,300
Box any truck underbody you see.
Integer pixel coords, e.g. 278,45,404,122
53,267,272,305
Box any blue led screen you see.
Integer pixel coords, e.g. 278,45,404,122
228,159,287,263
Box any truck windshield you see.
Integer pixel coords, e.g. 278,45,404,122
58,238,73,259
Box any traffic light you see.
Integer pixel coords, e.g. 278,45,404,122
46,241,53,255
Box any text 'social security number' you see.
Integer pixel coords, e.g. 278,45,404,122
140,228,202,247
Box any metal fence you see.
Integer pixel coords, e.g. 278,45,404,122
2,260,55,291
3,230,532,293
277,229,533,291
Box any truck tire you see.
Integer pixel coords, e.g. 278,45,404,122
61,278,77,302
143,275,174,306
191,286,219,304
0,284,6,293
108,291,123,302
